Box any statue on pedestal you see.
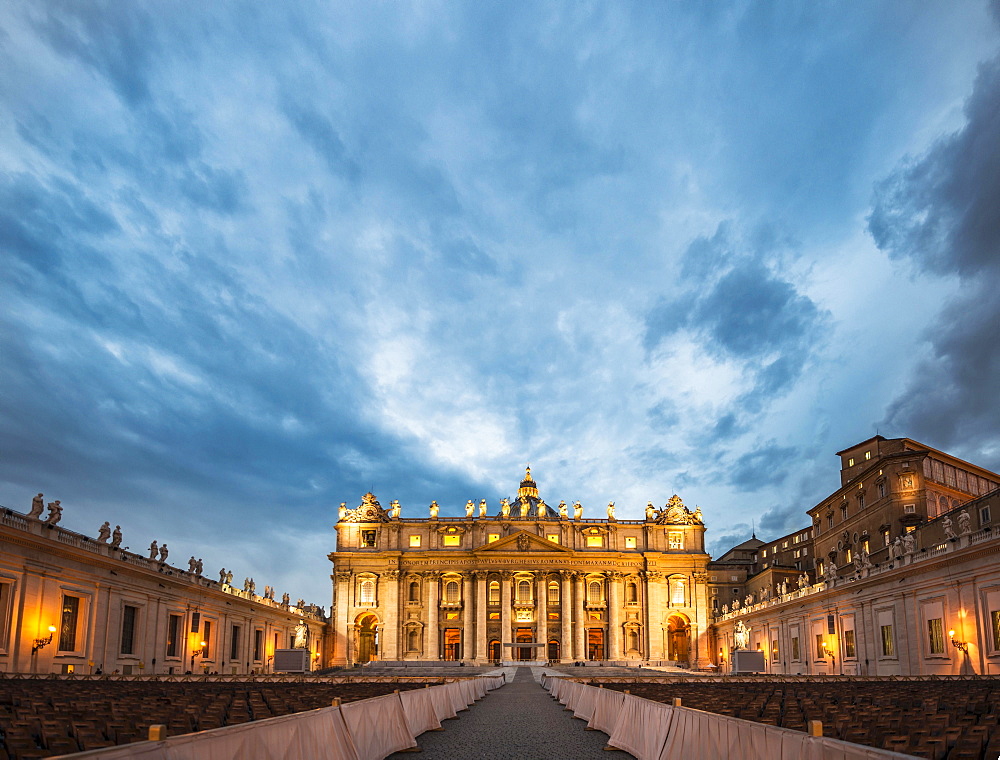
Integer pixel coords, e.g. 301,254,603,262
226,570,234,585
110,526,122,549
97,522,111,543
43,501,63,525
188,557,198,573
500,498,510,518
537,500,547,518
479,499,488,518
158,544,169,563
797,573,808,590
943,516,957,540
607,502,616,520
734,620,750,650
148,541,159,560
28,493,45,520
293,620,309,648
573,501,583,519
282,592,290,607
390,500,401,518
219,568,228,584
195,558,203,575
902,532,916,555
519,499,530,518
465,500,475,518
645,502,656,521
558,501,568,519
958,510,972,536
429,501,439,519
338,503,347,521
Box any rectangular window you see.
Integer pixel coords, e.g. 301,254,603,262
878,482,886,498
858,493,865,509
844,630,856,658
791,637,800,661
793,549,800,558
927,618,945,655
443,535,461,547
253,629,263,662
489,612,500,620
865,450,871,460
59,595,80,652
120,605,138,655
361,530,376,547
230,625,241,661
840,506,848,520
816,634,826,659
848,457,855,467
982,506,992,525
624,536,636,549
409,535,421,547
761,549,768,557
670,580,685,606
771,638,778,658
668,532,683,549
488,533,500,543
781,541,789,549
547,584,559,604
547,534,559,544
166,614,182,658
880,625,894,657
586,536,603,548
992,610,1000,651
203,621,213,659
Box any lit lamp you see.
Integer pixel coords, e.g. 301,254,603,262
822,640,836,667
190,640,207,671
948,630,968,653
32,625,57,655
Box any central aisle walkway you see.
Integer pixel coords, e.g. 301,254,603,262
389,668,632,759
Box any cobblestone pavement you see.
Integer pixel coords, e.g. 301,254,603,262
388,668,633,759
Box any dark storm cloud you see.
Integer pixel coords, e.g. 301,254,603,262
729,442,797,492
869,54,1000,465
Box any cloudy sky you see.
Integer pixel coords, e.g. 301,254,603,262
2,1,999,606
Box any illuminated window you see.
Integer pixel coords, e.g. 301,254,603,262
359,580,375,605
443,535,461,547
488,533,500,543
361,530,376,547
771,639,779,658
816,634,826,659
848,457,855,466
880,625,894,657
865,451,871,460
546,534,559,544
444,580,460,603
781,541,789,549
586,536,603,548
588,581,603,604
845,548,852,564
548,612,559,620
489,612,500,620
992,610,1000,650
446,612,459,620
409,535,421,547
517,580,532,602
624,536,636,549
844,630,856,658
670,578,685,606
762,549,768,557
547,582,559,604
488,581,500,604
927,619,945,654
59,595,81,651
668,532,683,549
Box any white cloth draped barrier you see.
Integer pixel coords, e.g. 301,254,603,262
64,676,502,760
543,679,914,760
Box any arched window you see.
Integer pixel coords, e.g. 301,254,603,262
626,582,638,604
360,580,375,605
445,580,460,603
548,581,559,604
407,628,419,651
670,578,685,606
409,581,420,602
488,581,500,604
588,580,602,604
517,579,531,602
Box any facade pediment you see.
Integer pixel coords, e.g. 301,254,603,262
475,530,574,554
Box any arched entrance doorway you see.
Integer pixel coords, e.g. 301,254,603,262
356,613,379,663
667,615,690,664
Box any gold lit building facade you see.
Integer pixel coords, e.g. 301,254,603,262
328,469,711,666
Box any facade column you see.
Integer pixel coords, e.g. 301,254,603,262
334,571,352,666
692,571,711,667
475,571,488,663
560,571,573,662
574,573,586,660
537,572,548,661
647,571,664,661
608,572,623,660
425,572,439,660
382,570,399,661
463,574,475,661
501,571,512,663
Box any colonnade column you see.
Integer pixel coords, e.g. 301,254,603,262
425,572,439,660
537,572,548,660
646,571,664,661
692,572,711,668
608,572,622,660
382,570,399,660
574,572,586,660
475,571,487,663
500,572,512,663
463,574,475,661
560,571,573,662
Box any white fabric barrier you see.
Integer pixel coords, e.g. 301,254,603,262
571,684,597,722
428,683,460,721
607,694,674,760
586,687,626,734
399,688,441,737
341,693,416,759
447,681,469,714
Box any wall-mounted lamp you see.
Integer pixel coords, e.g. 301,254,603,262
190,640,207,671
948,630,969,653
32,625,58,655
